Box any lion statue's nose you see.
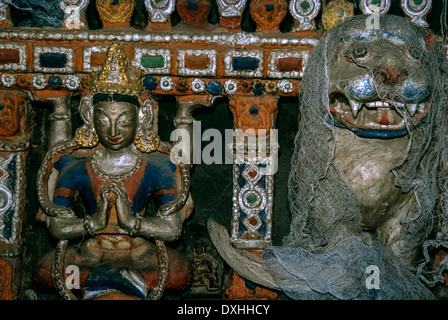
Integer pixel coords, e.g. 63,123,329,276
373,65,409,87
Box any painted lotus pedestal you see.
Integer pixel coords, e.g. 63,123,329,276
34,42,193,300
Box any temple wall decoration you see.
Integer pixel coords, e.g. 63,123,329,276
0,0,445,300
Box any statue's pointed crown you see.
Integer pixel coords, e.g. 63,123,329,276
90,41,142,96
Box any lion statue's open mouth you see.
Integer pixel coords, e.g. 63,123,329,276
327,27,435,138
329,93,431,137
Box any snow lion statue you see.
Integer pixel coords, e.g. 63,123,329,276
209,14,448,300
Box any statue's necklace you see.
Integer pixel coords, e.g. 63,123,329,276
91,148,142,181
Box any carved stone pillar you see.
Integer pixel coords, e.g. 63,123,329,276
225,95,279,299
0,90,30,300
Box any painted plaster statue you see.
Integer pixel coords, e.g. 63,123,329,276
209,14,448,299
34,41,193,300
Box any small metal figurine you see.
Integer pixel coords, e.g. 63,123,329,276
34,41,193,300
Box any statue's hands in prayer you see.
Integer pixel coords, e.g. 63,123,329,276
106,182,184,241
48,186,112,239
96,185,113,228
84,185,112,235
107,182,138,234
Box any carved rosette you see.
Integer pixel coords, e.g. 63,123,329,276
400,0,432,27
60,0,89,29
145,0,176,23
289,0,321,32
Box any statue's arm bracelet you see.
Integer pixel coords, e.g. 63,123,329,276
130,215,143,236
83,216,96,236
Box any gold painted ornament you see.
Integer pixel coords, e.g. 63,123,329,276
134,130,161,153
96,0,136,24
74,126,99,148
321,0,354,30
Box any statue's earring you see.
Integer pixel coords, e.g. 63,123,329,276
74,125,99,148
134,129,160,153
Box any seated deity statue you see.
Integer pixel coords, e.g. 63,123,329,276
34,41,193,300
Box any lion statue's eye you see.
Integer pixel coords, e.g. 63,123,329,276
353,46,368,59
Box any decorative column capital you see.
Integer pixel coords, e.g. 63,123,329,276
229,95,278,135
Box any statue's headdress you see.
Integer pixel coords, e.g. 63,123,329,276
90,41,142,96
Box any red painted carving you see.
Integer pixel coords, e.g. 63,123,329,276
0,91,27,138
0,260,16,300
250,0,287,32
177,0,211,26
229,95,278,135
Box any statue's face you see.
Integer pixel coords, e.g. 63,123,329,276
93,101,138,151
328,28,434,139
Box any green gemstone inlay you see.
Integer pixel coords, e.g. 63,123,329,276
300,1,310,10
141,55,165,68
372,0,381,5
414,0,423,4
246,194,258,204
